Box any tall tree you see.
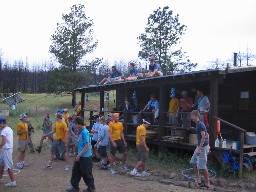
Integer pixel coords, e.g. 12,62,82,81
49,4,98,72
138,6,196,74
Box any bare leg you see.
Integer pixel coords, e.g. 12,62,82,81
193,164,200,184
64,152,69,165
7,169,15,182
135,161,144,171
203,168,210,186
109,154,116,169
0,166,4,179
122,151,128,166
20,151,25,162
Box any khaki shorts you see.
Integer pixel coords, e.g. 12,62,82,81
190,146,209,170
17,139,28,152
137,144,148,162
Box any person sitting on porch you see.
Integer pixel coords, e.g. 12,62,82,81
179,90,193,128
99,66,123,85
125,62,144,81
140,94,159,124
196,89,210,128
145,57,163,78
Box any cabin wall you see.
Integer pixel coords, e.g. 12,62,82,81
218,70,256,138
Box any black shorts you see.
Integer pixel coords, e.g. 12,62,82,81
109,140,126,155
97,146,107,158
91,140,97,148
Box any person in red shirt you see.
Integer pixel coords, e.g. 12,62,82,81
180,91,193,128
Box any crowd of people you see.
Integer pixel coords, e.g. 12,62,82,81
99,56,163,85
0,94,213,190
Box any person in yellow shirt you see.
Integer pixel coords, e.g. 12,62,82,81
16,113,29,169
168,91,179,125
42,113,69,171
130,119,151,177
108,113,128,174
62,108,70,125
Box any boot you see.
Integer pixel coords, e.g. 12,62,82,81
36,146,42,153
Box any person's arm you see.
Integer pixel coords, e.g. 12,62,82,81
140,135,149,151
197,131,206,156
0,135,6,149
76,142,89,161
121,131,127,147
94,136,103,148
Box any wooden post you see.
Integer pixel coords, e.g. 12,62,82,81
81,93,85,118
239,131,244,178
100,91,104,115
124,88,128,135
89,110,94,129
72,91,76,107
158,85,165,140
210,78,218,147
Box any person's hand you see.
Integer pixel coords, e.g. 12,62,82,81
124,142,127,147
196,148,201,156
145,147,149,152
42,135,46,140
76,154,81,162
64,142,68,147
112,142,117,148
94,143,98,148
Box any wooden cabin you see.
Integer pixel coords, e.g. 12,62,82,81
74,66,256,176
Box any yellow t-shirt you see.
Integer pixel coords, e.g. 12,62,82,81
168,98,179,113
136,125,146,145
108,121,123,141
62,113,69,124
53,121,69,141
17,121,28,140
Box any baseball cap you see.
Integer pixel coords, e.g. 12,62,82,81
63,108,68,112
19,113,27,120
142,119,151,125
0,118,7,123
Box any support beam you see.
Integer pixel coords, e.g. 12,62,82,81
124,88,128,135
239,131,244,178
209,78,218,147
81,93,85,118
158,85,165,140
100,91,104,115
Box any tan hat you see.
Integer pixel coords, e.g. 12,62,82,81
63,108,68,112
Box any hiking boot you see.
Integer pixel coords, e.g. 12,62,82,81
99,165,108,170
110,169,117,174
64,165,69,171
5,181,16,187
141,171,150,177
120,165,128,172
66,186,79,192
83,187,96,192
16,163,23,169
44,161,52,169
22,161,29,167
36,146,42,153
130,169,141,177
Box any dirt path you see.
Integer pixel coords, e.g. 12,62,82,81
0,146,204,192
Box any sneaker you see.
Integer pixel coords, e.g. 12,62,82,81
16,163,23,169
141,171,150,177
120,165,128,172
5,181,16,187
22,161,29,167
130,170,141,176
66,185,78,192
44,162,52,169
110,169,117,174
36,146,42,153
99,165,108,170
64,165,69,171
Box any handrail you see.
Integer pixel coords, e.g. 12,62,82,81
213,116,246,132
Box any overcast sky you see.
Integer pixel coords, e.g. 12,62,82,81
0,0,256,69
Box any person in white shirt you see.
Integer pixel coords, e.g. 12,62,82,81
0,118,16,187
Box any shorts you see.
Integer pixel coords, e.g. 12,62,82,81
109,77,121,83
137,144,148,162
97,146,108,158
17,139,28,152
109,140,126,155
51,140,67,154
0,149,13,170
154,109,159,119
156,71,163,76
91,140,97,148
190,146,209,170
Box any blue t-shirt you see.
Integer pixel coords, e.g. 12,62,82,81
78,127,92,158
196,121,209,147
110,70,122,78
149,62,162,72
197,96,210,112
147,100,159,110
129,68,138,76
91,122,101,141
98,124,109,146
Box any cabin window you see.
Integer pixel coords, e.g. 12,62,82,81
239,91,249,110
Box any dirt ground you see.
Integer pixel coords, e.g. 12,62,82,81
0,145,204,192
